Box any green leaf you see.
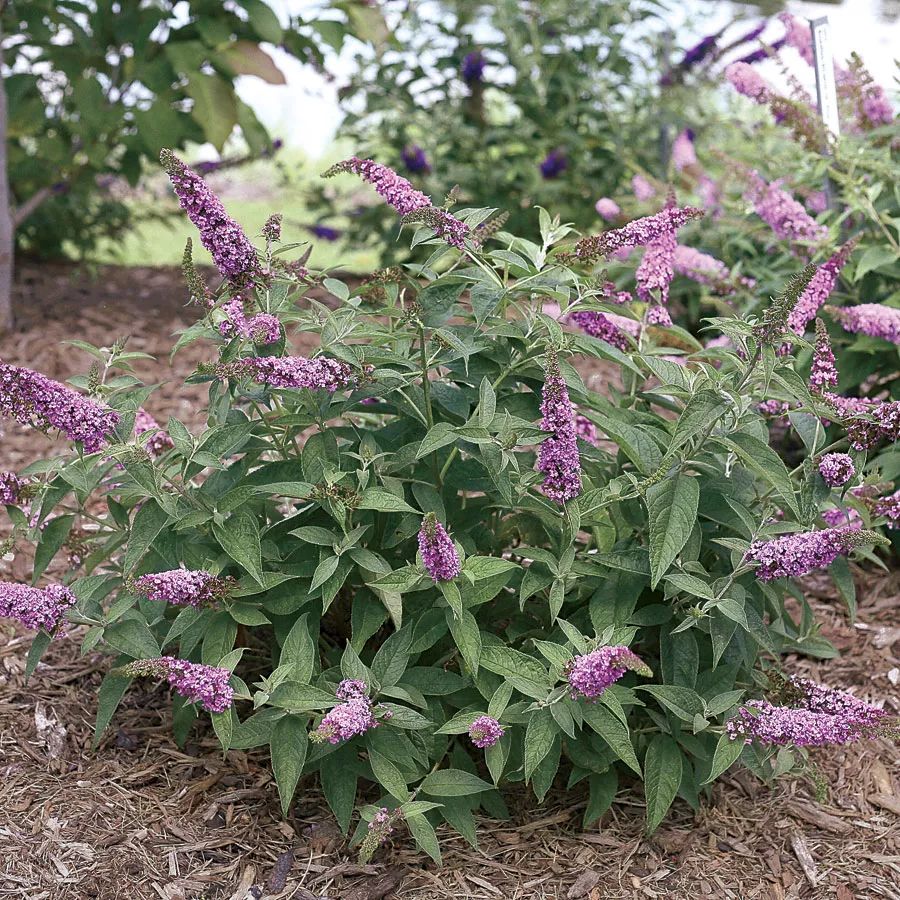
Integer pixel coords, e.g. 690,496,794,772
268,683,336,711
416,423,458,458
123,500,169,574
447,609,481,674
715,433,799,517
672,391,729,450
524,708,556,782
280,614,317,683
321,746,357,834
310,555,340,592
406,810,442,864
479,644,550,699
703,732,745,784
92,663,131,748
185,72,237,150
104,618,160,659
637,685,705,722
239,0,284,42
643,735,682,833
647,475,700,588
271,715,309,816
582,704,641,775
32,515,74,583
357,488,418,514
853,245,897,281
213,509,263,583
420,768,494,796
24,631,52,682
212,708,234,750
368,746,410,801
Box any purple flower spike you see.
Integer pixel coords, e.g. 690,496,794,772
810,319,838,392
418,513,462,582
745,527,856,580
566,646,651,700
726,62,773,103
569,311,631,351
0,362,119,453
831,304,900,345
0,582,76,632
788,242,856,335
636,228,677,305
126,657,234,713
537,352,582,504
309,224,342,242
671,129,697,172
219,356,354,392
133,568,232,608
744,172,827,247
818,453,855,487
160,150,259,281
632,175,656,202
312,697,376,744
469,715,504,748
323,157,469,249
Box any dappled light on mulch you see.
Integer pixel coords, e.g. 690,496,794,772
1,264,900,899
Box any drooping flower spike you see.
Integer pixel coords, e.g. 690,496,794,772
323,157,470,249
160,149,259,281
829,303,900,345
0,361,119,453
125,657,234,713
744,172,828,248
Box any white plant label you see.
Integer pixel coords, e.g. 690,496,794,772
810,16,841,138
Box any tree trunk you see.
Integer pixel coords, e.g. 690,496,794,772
0,22,14,334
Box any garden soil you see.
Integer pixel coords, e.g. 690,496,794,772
1,264,900,900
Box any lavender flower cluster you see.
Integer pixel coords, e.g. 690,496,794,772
418,513,462,582
809,318,838,391
468,715,504,748
831,304,900,345
0,362,119,453
744,172,828,247
127,657,234,713
818,453,855,487
311,679,378,744
160,150,259,281
133,568,232,608
745,527,855,580
323,158,469,249
537,353,582,504
571,205,704,263
636,227,677,305
219,356,354,392
569,311,631,351
727,675,886,747
0,581,76,632
566,645,651,700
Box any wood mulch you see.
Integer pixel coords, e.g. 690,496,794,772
1,264,900,899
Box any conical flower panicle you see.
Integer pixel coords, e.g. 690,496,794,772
788,239,857,335
0,582,76,632
810,318,838,391
752,263,817,343
418,513,462,582
566,646,651,700
125,656,234,713
537,352,582,504
160,150,259,282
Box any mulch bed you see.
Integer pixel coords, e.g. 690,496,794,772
1,264,900,899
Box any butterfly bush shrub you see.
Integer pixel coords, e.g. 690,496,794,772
2,154,899,862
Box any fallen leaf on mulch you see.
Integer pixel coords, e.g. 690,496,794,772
567,869,601,898
267,848,294,892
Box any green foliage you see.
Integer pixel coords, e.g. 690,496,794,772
307,0,665,256
6,181,898,859
2,0,382,257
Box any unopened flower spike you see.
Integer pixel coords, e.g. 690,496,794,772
752,263,817,343
181,238,213,309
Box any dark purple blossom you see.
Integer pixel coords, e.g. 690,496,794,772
0,471,26,506
539,149,568,180
308,224,342,242
401,145,431,174
810,319,839,392
133,568,232,608
461,51,486,84
818,453,855,487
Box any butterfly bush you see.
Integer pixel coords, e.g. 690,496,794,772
3,153,897,865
